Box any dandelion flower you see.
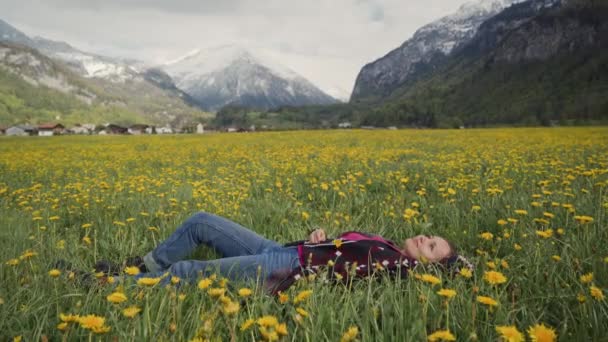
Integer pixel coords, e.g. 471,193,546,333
293,290,313,304
238,288,253,297
124,266,141,275
437,288,457,299
137,277,161,286
222,300,240,315
341,326,359,342
477,296,499,307
479,232,494,241
57,322,68,331
580,273,593,284
590,286,604,301
333,239,343,248
296,307,309,317
122,306,142,318
78,314,106,330
496,325,524,342
276,323,288,336
459,268,473,278
240,318,255,331
527,323,557,342
48,269,61,277
427,329,456,341
257,315,279,327
106,291,127,304
420,274,441,285
484,271,507,285
198,278,212,289
207,287,226,297
278,292,289,304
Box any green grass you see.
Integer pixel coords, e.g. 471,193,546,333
0,127,607,341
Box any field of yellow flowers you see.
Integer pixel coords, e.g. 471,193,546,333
0,127,607,341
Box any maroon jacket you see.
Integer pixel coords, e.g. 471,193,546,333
265,231,418,294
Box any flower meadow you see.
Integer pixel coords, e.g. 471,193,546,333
0,127,607,341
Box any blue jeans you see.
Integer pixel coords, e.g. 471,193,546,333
140,212,300,285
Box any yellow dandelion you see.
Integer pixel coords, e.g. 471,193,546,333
207,287,226,297
477,295,499,307
171,276,180,284
276,323,288,336
257,315,279,327
427,329,456,341
240,318,255,331
514,209,528,215
580,273,593,284
437,288,457,299
57,322,69,331
48,269,61,277
296,307,309,317
527,323,557,342
420,274,441,285
222,300,240,315
340,326,359,342
479,232,493,241
78,314,106,330
590,286,604,301
238,288,253,297
536,229,553,239
122,306,142,318
459,268,473,278
551,255,561,262
333,239,343,248
278,292,289,304
484,271,507,285
137,277,161,286
198,278,213,289
124,266,141,275
496,325,524,342
106,291,127,304
293,290,313,304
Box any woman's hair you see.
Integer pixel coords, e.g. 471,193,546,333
438,239,474,274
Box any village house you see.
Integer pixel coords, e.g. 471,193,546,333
128,124,150,135
6,124,36,136
338,122,352,128
38,123,65,136
157,126,173,134
104,124,128,135
69,124,91,135
196,123,205,134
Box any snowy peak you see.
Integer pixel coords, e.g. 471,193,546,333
163,45,337,111
165,45,299,82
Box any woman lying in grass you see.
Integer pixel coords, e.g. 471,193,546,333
94,212,472,293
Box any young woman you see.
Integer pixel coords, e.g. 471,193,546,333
96,212,472,293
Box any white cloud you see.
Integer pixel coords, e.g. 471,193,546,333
1,0,471,100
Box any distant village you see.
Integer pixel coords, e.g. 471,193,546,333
0,121,400,136
0,122,224,136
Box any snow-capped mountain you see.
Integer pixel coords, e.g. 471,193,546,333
350,0,524,101
31,36,141,82
163,45,337,111
0,19,141,82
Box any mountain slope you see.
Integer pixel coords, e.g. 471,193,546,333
163,45,337,111
363,0,608,127
350,0,523,102
0,19,210,125
0,42,209,126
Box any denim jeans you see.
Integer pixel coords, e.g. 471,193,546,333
140,212,300,285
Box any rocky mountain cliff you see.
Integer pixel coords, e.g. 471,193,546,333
350,0,524,102
163,45,337,111
361,0,608,126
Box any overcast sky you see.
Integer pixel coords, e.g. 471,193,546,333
1,0,471,99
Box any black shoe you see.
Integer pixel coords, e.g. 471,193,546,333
52,259,97,288
95,256,147,275
125,255,148,273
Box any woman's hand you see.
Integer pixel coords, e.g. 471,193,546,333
308,228,326,243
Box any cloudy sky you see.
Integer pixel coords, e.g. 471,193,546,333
1,0,472,99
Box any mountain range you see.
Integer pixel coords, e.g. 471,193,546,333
0,19,337,125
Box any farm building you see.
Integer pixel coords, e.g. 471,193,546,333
6,124,36,136
38,123,65,136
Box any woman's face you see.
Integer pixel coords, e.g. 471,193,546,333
402,234,452,263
